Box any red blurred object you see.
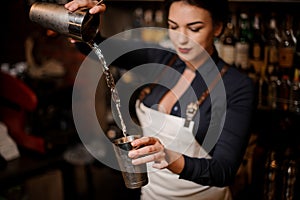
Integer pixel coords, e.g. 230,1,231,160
0,71,46,154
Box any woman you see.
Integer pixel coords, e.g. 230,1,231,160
65,0,254,199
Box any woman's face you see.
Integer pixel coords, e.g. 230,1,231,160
168,1,222,67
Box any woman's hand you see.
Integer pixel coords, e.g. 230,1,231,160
64,0,106,43
129,137,168,169
64,0,106,14
128,137,185,174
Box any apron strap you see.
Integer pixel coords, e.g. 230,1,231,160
184,65,229,127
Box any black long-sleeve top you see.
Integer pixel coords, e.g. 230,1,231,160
77,36,255,187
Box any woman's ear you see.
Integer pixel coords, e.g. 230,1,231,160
214,22,223,37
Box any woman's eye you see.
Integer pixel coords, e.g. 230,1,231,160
189,27,201,32
168,25,178,30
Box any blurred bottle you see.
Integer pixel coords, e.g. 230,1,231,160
235,13,250,71
266,63,279,109
265,14,281,78
221,14,237,66
277,74,291,111
294,21,300,69
249,13,266,78
248,60,259,80
289,68,300,113
133,7,144,29
141,9,155,42
154,9,164,27
278,14,297,77
144,9,154,27
263,150,281,200
257,68,269,109
153,9,167,43
281,148,297,200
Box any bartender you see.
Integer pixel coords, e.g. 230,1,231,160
65,0,254,199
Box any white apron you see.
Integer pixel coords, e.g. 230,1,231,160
136,101,232,200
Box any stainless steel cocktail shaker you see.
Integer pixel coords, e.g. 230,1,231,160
29,2,100,42
113,135,148,189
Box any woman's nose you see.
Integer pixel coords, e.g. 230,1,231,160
177,31,189,44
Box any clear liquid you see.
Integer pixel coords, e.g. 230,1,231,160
88,42,127,138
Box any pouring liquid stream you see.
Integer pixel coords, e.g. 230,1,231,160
88,41,127,138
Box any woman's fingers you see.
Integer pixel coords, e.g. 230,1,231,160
129,137,164,158
64,1,84,11
64,0,106,14
131,136,157,147
131,151,166,165
89,3,106,14
128,136,168,169
128,144,163,159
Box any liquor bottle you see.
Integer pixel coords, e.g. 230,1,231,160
263,150,281,200
153,9,167,43
266,64,279,110
265,14,281,77
265,15,281,110
257,68,269,109
235,13,250,71
289,68,300,113
221,14,237,66
249,13,266,77
281,148,297,200
132,8,144,39
278,14,297,77
294,21,300,69
144,9,154,27
154,9,164,27
133,7,144,29
277,74,291,111
141,9,155,42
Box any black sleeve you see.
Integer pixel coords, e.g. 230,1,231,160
74,32,171,70
179,72,255,187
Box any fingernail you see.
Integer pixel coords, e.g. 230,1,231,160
89,8,95,14
128,151,135,158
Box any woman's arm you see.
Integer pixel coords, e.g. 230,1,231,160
179,71,254,186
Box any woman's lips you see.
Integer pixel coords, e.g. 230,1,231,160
178,47,191,54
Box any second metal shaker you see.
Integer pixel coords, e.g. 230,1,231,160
113,135,149,189
29,2,100,42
